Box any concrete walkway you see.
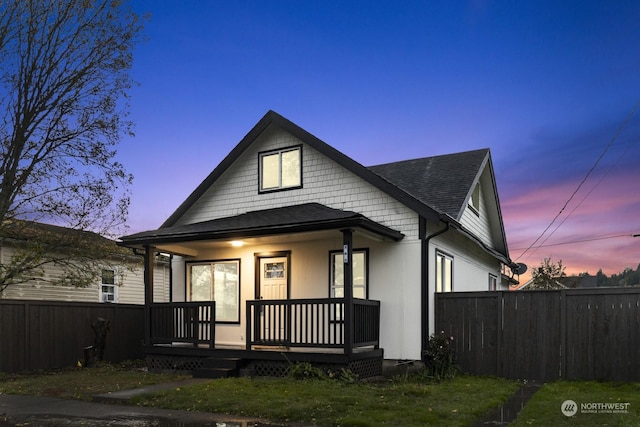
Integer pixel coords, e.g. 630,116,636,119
0,379,305,426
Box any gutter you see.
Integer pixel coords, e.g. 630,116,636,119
420,217,450,360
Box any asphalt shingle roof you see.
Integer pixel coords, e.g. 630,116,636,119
368,148,489,219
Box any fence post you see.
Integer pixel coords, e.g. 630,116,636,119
560,289,567,379
496,291,503,378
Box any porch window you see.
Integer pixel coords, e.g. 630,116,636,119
100,269,117,302
330,249,368,299
436,251,453,292
187,260,240,323
259,146,302,192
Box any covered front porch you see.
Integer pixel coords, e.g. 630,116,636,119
119,203,405,378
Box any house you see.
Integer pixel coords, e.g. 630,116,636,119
119,110,515,377
0,220,170,304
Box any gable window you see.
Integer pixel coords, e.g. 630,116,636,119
469,184,480,214
330,249,368,299
100,269,117,302
489,274,498,291
187,260,240,323
436,251,453,292
259,146,302,192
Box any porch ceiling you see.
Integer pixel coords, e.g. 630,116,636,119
119,203,404,255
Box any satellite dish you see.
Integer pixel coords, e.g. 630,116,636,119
514,263,528,275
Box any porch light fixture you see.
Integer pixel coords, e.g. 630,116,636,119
231,240,244,247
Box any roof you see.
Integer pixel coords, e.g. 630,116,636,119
161,110,442,228
368,149,489,220
120,203,405,247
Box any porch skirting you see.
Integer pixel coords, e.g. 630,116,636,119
144,345,384,379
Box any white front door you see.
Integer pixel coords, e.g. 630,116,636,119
258,256,288,343
259,257,288,300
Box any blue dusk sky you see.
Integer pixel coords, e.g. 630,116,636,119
120,0,640,278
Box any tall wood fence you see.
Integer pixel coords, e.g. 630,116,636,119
435,288,640,382
0,300,145,373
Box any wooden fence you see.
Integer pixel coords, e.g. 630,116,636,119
0,299,145,373
435,288,640,382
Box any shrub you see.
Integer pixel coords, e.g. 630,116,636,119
423,331,459,380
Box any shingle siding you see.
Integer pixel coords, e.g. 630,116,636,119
176,127,419,238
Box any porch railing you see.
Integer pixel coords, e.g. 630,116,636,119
147,302,215,348
246,298,380,352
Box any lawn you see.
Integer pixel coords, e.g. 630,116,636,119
511,380,640,426
132,374,519,426
0,360,187,401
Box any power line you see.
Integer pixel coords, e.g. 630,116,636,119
512,232,639,251
515,101,640,261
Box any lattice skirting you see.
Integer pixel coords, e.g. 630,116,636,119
146,353,383,379
247,356,382,379
146,354,206,373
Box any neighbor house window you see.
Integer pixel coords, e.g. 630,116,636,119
188,260,240,323
436,251,453,292
489,274,498,291
259,146,302,192
330,249,368,299
100,269,117,302
469,184,480,214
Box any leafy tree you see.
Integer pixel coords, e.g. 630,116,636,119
0,0,145,291
527,257,566,290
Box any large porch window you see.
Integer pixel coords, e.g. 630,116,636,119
330,249,368,299
187,260,240,323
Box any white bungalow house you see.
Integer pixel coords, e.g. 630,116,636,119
0,221,170,304
119,111,515,377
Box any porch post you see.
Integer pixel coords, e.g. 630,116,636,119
143,245,155,346
341,229,354,356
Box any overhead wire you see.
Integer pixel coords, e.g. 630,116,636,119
515,100,640,261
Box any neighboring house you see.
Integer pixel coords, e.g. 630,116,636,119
119,110,516,377
0,221,170,304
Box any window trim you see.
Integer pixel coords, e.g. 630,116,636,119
258,145,303,193
468,183,480,216
329,248,369,299
186,258,241,324
99,268,117,303
489,273,498,291
435,250,454,293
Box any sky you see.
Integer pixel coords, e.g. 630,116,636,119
120,0,640,280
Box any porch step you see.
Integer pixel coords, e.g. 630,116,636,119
193,357,245,379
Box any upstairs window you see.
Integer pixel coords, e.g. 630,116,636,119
259,146,302,192
469,184,480,215
100,269,117,302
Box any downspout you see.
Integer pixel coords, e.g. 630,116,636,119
420,217,450,361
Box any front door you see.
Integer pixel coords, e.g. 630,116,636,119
258,256,288,343
259,256,288,300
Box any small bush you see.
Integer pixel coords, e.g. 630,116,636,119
287,362,326,380
423,331,459,380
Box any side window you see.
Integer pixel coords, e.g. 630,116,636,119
100,269,117,302
187,260,240,323
489,274,498,291
259,146,302,192
436,251,453,292
469,184,480,215
330,249,368,299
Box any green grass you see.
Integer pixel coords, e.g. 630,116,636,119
512,380,640,426
0,361,187,401
133,375,519,426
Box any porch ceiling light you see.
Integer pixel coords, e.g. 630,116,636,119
231,240,244,247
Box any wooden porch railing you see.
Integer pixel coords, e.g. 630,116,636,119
246,298,380,352
147,302,215,348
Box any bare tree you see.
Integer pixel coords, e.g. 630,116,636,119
0,0,145,291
